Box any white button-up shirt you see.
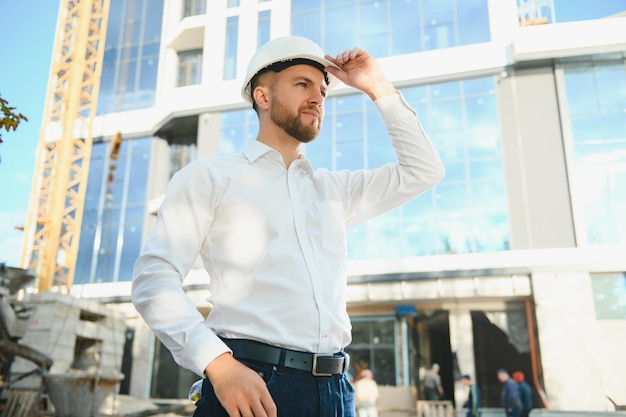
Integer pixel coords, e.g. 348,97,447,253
131,93,444,376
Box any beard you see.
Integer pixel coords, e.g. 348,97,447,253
270,97,322,143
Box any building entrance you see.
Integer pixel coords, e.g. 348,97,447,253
407,301,538,408
410,310,455,402
471,305,537,408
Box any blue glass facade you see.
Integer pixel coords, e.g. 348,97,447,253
563,60,626,246
224,16,239,80
76,0,163,284
258,10,271,48
98,0,164,115
76,138,152,283
343,79,508,259
592,273,626,320
519,0,626,24
554,0,626,23
218,110,259,156
215,76,508,259
291,0,491,57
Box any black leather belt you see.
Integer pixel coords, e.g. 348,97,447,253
221,338,346,377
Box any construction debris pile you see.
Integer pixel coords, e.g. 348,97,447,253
1,265,126,417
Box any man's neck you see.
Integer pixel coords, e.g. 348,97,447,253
257,128,303,168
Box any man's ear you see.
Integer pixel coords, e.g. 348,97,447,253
253,86,271,110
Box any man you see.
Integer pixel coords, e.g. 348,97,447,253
423,363,444,400
498,368,522,417
354,369,380,417
131,36,444,417
512,371,532,417
461,374,481,417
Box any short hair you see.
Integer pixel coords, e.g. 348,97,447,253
512,371,525,383
461,374,472,380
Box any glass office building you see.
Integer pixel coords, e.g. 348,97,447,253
63,0,626,411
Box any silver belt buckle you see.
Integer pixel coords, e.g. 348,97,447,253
312,353,334,376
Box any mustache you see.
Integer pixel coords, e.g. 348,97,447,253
300,106,322,117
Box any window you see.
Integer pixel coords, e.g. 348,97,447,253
227,0,240,8
291,0,490,58
347,318,397,386
562,61,626,246
177,49,203,86
224,16,239,80
258,10,271,47
520,0,626,24
218,109,258,155
517,0,555,26
75,138,152,284
169,143,198,178
592,273,626,320
97,0,164,114
306,77,509,259
183,0,206,17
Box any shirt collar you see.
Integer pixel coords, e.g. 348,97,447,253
242,140,275,163
242,140,314,177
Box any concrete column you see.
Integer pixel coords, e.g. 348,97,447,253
448,306,475,411
532,272,605,410
197,112,220,158
398,316,410,386
128,318,156,399
497,67,576,250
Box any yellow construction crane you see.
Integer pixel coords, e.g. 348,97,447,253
21,0,111,292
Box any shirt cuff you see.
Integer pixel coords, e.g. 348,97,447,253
181,324,232,377
374,91,417,122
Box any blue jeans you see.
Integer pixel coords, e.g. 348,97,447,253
505,406,522,417
192,358,356,417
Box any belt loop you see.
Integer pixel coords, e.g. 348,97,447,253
277,348,286,376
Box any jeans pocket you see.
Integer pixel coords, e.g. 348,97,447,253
192,379,208,417
238,358,277,387
194,378,231,417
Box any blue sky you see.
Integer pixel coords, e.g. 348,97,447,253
0,0,625,268
0,2,58,267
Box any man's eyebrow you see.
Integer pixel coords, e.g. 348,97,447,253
293,75,328,87
293,76,329,95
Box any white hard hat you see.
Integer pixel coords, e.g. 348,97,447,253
241,36,340,103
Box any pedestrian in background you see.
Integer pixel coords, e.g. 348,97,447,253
498,368,522,417
131,35,444,417
461,374,481,417
513,371,533,417
354,369,380,417
423,363,444,400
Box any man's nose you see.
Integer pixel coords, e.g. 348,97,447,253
309,88,325,105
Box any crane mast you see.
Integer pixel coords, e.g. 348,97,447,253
21,0,110,292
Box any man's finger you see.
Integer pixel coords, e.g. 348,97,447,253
260,390,277,417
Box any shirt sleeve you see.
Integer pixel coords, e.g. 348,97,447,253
330,92,445,228
131,160,231,376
